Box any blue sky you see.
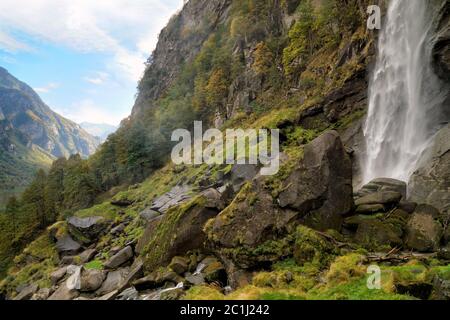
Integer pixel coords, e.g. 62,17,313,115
0,0,184,126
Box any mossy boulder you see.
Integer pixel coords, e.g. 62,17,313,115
169,256,189,275
142,190,224,273
405,212,443,252
67,216,110,244
294,225,336,268
278,130,353,231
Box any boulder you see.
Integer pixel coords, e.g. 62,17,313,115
356,178,407,199
51,267,68,285
96,268,130,296
355,204,386,215
278,130,353,230
55,235,81,257
133,269,181,291
31,288,50,300
104,246,134,269
111,223,126,235
409,124,450,216
202,258,227,285
96,290,119,301
229,164,259,192
169,256,189,275
405,212,443,252
185,273,205,286
151,185,193,213
139,208,160,224
80,269,106,292
354,191,403,207
116,259,144,292
398,201,418,214
67,216,109,244
117,287,139,300
14,284,38,300
135,215,164,255
79,249,97,264
141,190,224,273
354,219,403,250
48,284,79,301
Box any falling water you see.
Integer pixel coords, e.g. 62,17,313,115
363,0,447,184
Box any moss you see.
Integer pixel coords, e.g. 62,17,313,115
260,292,305,300
294,225,336,269
0,232,58,295
325,253,366,285
85,259,104,270
184,285,224,300
142,195,207,272
75,202,120,220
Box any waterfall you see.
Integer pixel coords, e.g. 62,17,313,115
363,0,447,184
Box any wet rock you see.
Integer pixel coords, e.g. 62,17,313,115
405,211,443,252
414,204,441,219
51,267,68,285
68,216,110,244
80,269,106,292
278,130,353,231
14,284,38,300
96,268,130,296
133,269,180,291
169,256,189,275
438,246,450,260
55,235,81,257
104,246,133,269
355,191,403,207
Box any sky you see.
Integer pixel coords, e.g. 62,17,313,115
0,0,185,126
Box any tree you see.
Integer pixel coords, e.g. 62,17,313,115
5,196,19,238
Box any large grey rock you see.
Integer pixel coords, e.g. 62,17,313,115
229,164,259,192
68,216,109,244
96,268,130,296
31,288,51,300
14,284,38,300
355,191,403,207
151,185,192,213
51,267,68,285
356,178,407,199
79,249,97,264
80,269,106,292
278,130,353,230
139,208,160,223
48,283,79,300
104,246,133,269
409,124,450,216
141,189,224,272
405,211,443,252
55,235,81,256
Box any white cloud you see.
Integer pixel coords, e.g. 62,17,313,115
0,0,184,82
34,82,60,94
84,71,109,85
55,99,127,126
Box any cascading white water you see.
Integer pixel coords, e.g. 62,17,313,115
363,0,447,184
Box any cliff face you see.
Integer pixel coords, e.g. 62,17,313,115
0,67,99,158
132,0,232,116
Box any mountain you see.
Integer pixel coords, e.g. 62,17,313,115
0,0,449,301
0,67,99,158
80,122,117,142
0,67,99,206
